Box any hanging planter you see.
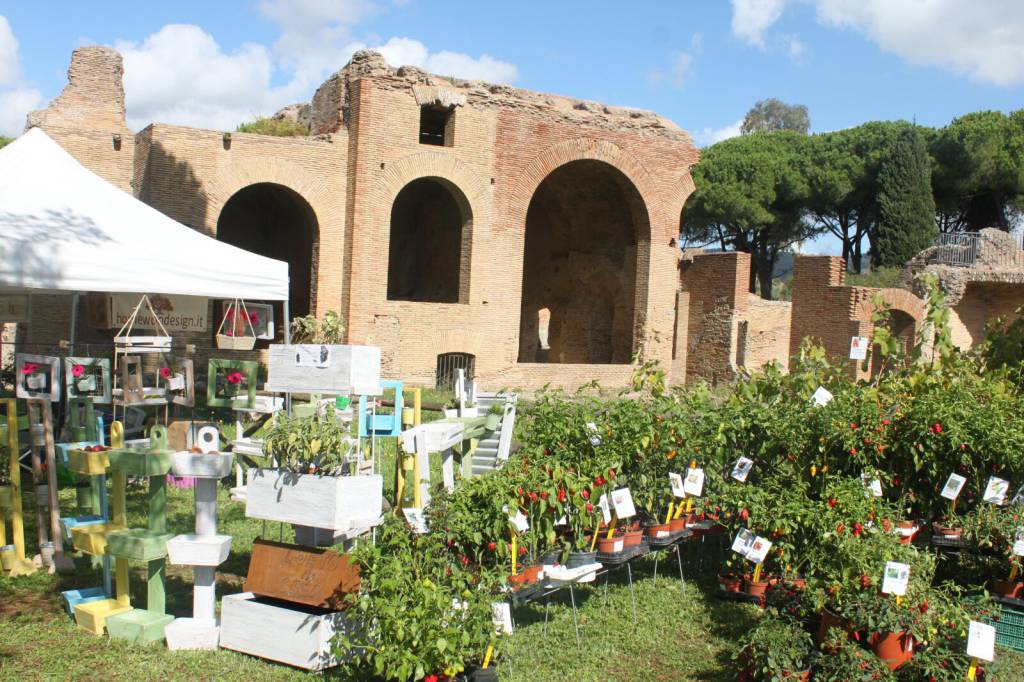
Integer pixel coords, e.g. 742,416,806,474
216,299,258,350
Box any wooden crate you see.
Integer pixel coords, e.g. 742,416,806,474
245,471,382,531
244,539,359,610
106,529,172,562
74,598,132,635
106,609,175,644
107,449,172,477
68,447,110,475
166,534,232,567
71,523,126,556
219,592,351,671
61,587,106,622
265,344,381,395
170,451,234,478
164,616,220,651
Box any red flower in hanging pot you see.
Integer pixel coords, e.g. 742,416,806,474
160,367,172,379
71,364,85,378
226,371,244,385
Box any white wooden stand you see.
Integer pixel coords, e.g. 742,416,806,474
165,462,232,651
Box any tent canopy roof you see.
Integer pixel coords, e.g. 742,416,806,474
0,128,289,301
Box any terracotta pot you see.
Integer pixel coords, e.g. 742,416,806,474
992,579,1023,599
817,610,852,644
596,535,625,554
718,571,742,593
669,517,687,533
645,523,672,539
507,564,543,589
932,521,961,537
742,575,771,598
897,519,915,530
621,529,644,547
870,631,914,671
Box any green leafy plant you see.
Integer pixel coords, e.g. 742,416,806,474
289,310,345,344
733,617,813,681
261,413,353,474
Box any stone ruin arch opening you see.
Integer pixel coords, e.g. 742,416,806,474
387,177,472,304
517,159,649,364
216,182,318,321
871,309,917,376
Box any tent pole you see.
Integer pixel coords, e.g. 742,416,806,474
68,292,78,355
283,300,291,416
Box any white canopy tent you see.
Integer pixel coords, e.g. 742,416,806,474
0,127,289,301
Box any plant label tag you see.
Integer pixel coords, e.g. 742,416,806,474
862,474,883,498
684,468,705,497
597,494,612,524
510,510,530,532
585,422,602,447
940,473,967,501
849,336,869,360
555,515,567,527
294,345,332,368
1013,528,1024,557
402,507,427,534
1011,484,1024,507
731,456,754,482
967,621,996,662
669,472,685,498
881,561,910,596
611,488,636,519
491,602,513,635
731,528,755,557
811,386,833,406
747,537,772,564
983,477,1010,505
167,374,185,391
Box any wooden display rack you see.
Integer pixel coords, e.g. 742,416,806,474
1,399,35,576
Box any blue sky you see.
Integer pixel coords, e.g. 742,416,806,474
0,1,1022,253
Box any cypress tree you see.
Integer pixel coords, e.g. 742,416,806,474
874,126,937,268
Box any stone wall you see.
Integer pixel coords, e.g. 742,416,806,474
679,252,749,384
740,295,791,372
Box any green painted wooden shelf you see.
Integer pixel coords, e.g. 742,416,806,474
107,449,172,477
106,609,175,644
106,529,173,562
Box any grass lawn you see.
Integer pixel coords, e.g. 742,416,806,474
3,453,1021,680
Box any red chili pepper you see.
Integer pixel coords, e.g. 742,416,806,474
539,491,548,500
594,475,606,486
558,489,567,503
487,542,496,552
850,423,858,429
581,489,590,500
586,502,593,513
828,498,837,508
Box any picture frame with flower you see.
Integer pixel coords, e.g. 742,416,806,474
15,353,61,402
206,358,258,408
63,356,112,403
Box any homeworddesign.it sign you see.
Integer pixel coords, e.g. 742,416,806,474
86,293,208,332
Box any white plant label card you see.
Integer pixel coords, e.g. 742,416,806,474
862,474,883,498
586,422,602,447
731,528,755,557
491,602,513,635
811,386,833,406
294,344,332,368
983,477,1010,505
611,487,636,519
849,336,869,360
747,536,772,565
1013,528,1024,557
1012,484,1024,507
167,374,185,391
967,621,996,662
684,467,705,497
669,472,685,498
881,561,910,596
731,456,754,482
555,515,567,527
510,510,530,532
940,473,967,501
402,507,427,534
597,494,611,524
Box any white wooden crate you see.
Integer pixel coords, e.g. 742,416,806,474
265,344,381,395
245,470,383,531
166,534,232,566
219,592,350,671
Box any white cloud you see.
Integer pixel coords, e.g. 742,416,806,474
116,25,281,131
647,35,701,90
786,34,807,62
374,36,518,82
106,7,517,132
694,118,744,146
731,0,789,47
0,15,41,136
809,0,1024,86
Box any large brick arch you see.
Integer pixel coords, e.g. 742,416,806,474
854,287,926,325
505,138,657,237
202,158,335,237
